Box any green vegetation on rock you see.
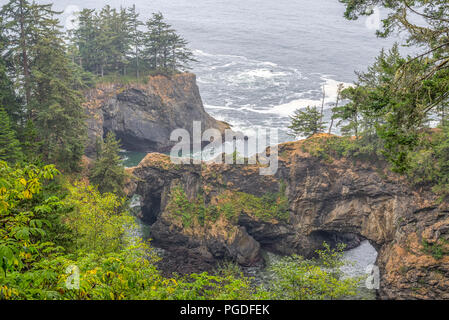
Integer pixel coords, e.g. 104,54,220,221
167,184,289,228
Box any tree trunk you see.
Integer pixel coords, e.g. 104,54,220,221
320,85,325,132
136,46,140,79
329,84,343,134
19,0,31,112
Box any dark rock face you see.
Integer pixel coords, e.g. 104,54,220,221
127,136,449,300
84,73,229,156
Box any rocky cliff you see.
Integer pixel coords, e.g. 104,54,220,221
84,73,229,156
127,134,449,300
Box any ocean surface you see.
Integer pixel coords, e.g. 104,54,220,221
50,0,405,142
44,0,399,297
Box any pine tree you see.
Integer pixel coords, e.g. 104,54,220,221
90,132,127,196
28,6,87,171
69,6,196,77
0,55,21,126
0,0,55,113
143,12,195,73
68,8,97,73
332,86,364,139
128,5,143,79
288,106,326,138
143,12,168,71
328,83,344,134
0,106,22,163
167,32,196,72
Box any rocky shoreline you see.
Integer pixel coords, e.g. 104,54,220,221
125,139,449,300
84,73,229,156
86,74,449,300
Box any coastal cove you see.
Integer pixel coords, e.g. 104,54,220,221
1,0,448,302
123,149,378,300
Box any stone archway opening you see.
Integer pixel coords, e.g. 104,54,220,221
141,193,162,225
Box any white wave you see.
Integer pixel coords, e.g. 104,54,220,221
194,49,283,72
251,99,322,117
320,76,354,104
241,77,355,117
194,49,255,62
204,104,237,111
236,68,288,81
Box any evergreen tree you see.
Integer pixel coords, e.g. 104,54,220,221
0,106,22,163
288,106,326,138
338,1,449,173
143,12,195,73
167,32,196,72
128,5,143,78
69,7,195,77
68,9,97,73
328,83,344,134
90,132,127,196
143,12,168,71
0,54,21,126
27,5,87,171
332,86,364,138
0,0,56,113
19,118,40,163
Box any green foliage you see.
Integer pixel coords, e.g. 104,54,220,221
421,239,448,260
69,7,195,78
288,106,325,138
167,184,290,228
0,166,265,300
63,182,132,254
406,126,449,200
90,132,127,196
335,1,449,194
0,107,22,163
143,12,196,73
300,134,383,164
333,86,364,138
1,0,87,172
266,243,360,300
0,161,61,276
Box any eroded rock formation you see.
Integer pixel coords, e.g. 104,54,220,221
84,73,229,156
127,135,449,299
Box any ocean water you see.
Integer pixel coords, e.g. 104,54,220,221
50,0,402,141
44,0,394,294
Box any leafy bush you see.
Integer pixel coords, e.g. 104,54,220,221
0,161,62,276
63,182,133,254
166,185,290,228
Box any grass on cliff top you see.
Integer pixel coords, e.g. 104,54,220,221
95,70,184,86
301,134,378,160
166,184,290,229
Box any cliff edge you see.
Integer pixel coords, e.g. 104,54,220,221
127,135,449,299
84,73,229,155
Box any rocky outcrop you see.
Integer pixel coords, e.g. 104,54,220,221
84,73,229,156
127,134,449,300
